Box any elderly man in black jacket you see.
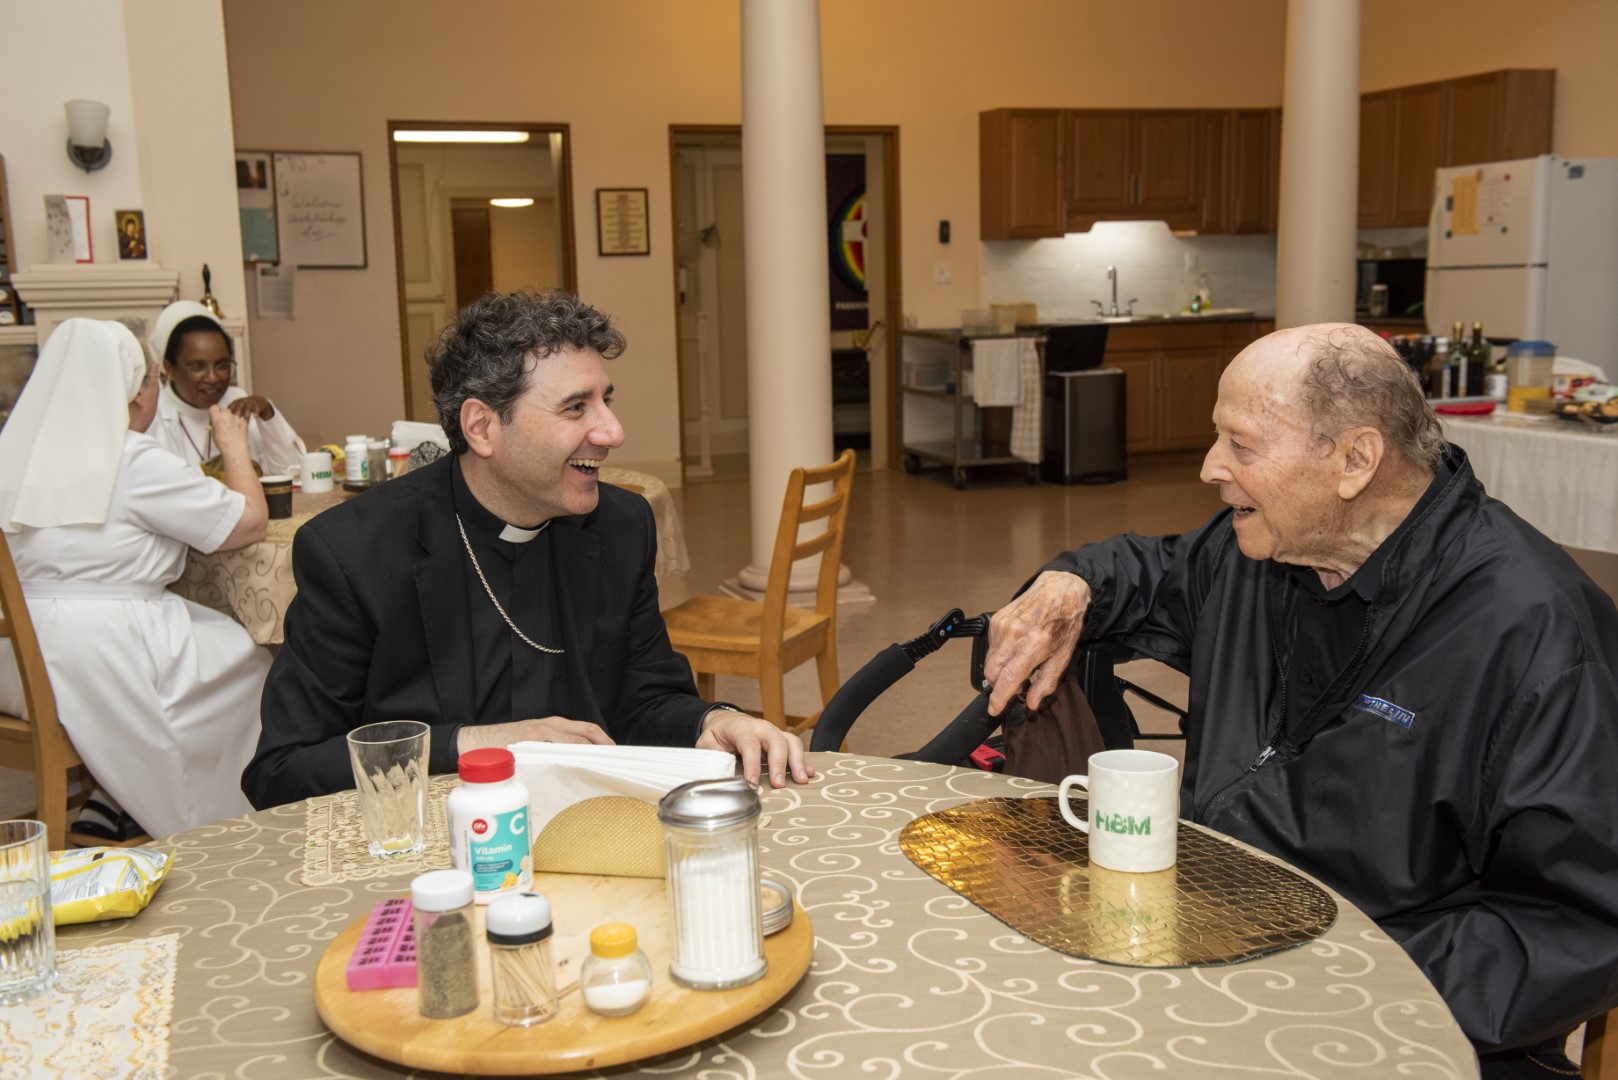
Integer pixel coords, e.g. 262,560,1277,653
985,322,1618,1078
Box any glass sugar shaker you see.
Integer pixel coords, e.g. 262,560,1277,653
580,922,653,1016
411,869,478,1019
658,777,766,990
485,892,557,1027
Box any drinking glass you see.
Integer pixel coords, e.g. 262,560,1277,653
346,721,430,858
0,820,55,1004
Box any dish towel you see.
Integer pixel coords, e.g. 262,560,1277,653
972,339,1022,407
1009,337,1043,463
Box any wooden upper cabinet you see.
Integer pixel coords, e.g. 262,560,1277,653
1197,112,1229,233
1358,91,1396,227
1228,110,1271,234
1134,111,1200,222
979,109,1066,240
1066,111,1135,216
1447,69,1555,166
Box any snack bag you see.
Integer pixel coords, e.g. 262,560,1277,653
49,846,173,925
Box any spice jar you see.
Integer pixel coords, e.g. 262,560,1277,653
658,777,767,990
486,892,557,1027
411,869,478,1018
447,747,532,904
580,923,652,1016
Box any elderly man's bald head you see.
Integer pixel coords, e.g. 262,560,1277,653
1228,322,1447,473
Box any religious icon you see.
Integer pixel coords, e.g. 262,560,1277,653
116,209,147,261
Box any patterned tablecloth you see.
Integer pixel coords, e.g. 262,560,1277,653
57,754,1477,1079
169,469,690,645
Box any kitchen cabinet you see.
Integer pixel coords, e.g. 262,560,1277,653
1358,69,1554,228
1105,321,1240,453
1066,110,1199,232
1226,110,1273,235
979,109,1066,240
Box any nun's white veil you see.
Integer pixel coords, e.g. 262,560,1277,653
0,318,148,532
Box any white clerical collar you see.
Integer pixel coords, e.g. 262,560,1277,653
499,520,550,544
164,384,210,421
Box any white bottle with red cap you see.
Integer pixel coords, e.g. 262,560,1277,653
447,747,532,904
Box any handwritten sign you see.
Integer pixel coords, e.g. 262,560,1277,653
596,188,650,256
274,152,367,268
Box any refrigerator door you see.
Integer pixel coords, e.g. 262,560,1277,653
1544,157,1618,361
1425,265,1546,341
1426,157,1551,270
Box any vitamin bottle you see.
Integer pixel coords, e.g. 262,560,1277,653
447,748,532,903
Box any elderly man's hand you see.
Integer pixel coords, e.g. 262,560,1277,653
226,394,275,421
983,571,1092,715
698,711,815,788
458,716,614,753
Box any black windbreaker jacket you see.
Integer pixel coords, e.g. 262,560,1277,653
1047,448,1618,1052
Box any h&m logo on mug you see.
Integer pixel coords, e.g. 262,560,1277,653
1058,749,1180,873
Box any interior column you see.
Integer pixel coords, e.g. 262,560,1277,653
732,0,867,603
1274,0,1361,328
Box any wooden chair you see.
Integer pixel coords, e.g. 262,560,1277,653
663,449,855,735
0,530,145,849
1586,1010,1618,1080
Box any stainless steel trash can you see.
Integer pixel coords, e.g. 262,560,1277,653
1042,367,1126,484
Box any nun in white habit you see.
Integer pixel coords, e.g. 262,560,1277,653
0,318,270,837
147,300,305,476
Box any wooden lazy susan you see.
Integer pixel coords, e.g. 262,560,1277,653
314,872,814,1075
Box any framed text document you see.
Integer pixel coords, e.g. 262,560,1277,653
596,188,649,256
274,152,367,269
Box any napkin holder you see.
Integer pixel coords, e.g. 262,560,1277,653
510,743,736,879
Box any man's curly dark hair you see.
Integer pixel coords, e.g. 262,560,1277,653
428,289,626,455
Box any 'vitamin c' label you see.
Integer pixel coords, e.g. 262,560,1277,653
460,807,531,898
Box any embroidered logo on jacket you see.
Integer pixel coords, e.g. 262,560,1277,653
1353,694,1415,729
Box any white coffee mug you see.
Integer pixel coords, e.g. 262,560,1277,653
1058,749,1179,873
301,450,334,494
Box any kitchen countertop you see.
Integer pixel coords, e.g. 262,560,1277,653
906,310,1273,339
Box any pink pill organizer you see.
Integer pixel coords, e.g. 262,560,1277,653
344,897,417,990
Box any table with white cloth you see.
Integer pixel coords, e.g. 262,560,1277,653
1442,410,1618,554
169,470,691,644
46,754,1478,1079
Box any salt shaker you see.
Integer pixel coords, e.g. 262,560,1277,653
658,777,766,990
580,922,653,1016
486,892,557,1027
411,869,478,1018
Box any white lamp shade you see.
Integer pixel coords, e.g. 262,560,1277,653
65,99,110,148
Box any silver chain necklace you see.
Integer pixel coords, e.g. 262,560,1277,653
455,513,564,654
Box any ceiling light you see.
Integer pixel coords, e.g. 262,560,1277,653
392,130,530,144
489,198,535,208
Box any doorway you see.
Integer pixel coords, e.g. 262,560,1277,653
669,125,900,482
387,122,576,421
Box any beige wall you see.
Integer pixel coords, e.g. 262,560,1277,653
1362,0,1618,157
223,0,1612,466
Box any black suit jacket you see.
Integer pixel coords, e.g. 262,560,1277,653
243,457,706,808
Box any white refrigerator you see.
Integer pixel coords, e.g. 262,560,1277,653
1425,155,1618,362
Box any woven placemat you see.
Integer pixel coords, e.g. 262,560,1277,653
303,775,456,886
8,933,178,1078
900,796,1337,968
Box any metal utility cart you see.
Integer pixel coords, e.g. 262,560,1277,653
899,329,1040,489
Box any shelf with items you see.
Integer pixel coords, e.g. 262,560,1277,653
900,330,1040,489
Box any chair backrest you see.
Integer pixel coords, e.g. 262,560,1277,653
0,530,58,740
759,449,856,636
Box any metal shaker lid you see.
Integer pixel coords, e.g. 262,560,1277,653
658,776,760,829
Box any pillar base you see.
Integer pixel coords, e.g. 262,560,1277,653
721,561,875,607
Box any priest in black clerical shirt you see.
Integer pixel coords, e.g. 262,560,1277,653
243,290,812,809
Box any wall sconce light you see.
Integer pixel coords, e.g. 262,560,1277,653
65,99,113,173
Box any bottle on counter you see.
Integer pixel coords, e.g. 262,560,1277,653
447,748,532,904
1427,337,1451,399
1485,352,1510,402
581,923,653,1016
1195,273,1212,313
342,434,370,491
1468,322,1489,397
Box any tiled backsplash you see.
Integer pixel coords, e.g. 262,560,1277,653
981,221,1278,321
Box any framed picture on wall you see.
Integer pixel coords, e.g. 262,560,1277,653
595,188,650,256
235,150,278,264
273,151,367,269
115,209,147,260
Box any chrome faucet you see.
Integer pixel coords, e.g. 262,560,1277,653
1090,266,1137,317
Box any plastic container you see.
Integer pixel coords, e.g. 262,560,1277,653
658,777,766,990
388,445,410,479
447,748,532,904
411,870,477,1018
581,923,653,1016
1506,340,1556,389
344,897,417,990
486,892,557,1027
343,435,370,490
367,439,389,484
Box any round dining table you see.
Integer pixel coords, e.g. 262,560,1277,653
49,754,1479,1078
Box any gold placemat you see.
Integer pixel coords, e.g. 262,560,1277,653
6,933,178,1077
302,775,456,886
899,796,1337,968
